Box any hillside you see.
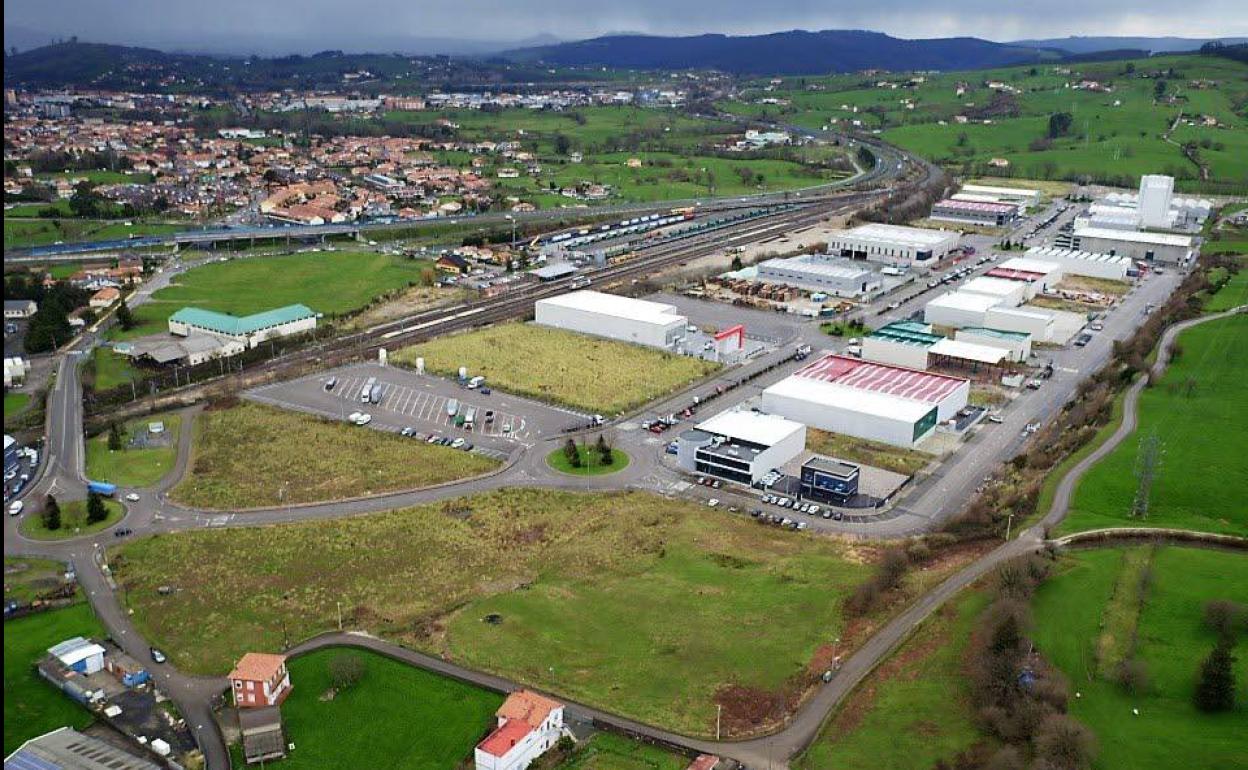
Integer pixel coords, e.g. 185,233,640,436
504,30,1057,75
1013,36,1248,55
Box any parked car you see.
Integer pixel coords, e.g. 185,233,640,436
125,493,141,502
114,527,133,537
987,414,1004,424
7,501,23,516
150,648,167,664
324,377,337,391
452,438,466,449
400,427,414,437
707,499,720,507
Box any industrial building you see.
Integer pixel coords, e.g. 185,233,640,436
6,727,162,770
959,276,1029,307
676,409,806,485
825,223,961,267
1023,247,1132,281
992,258,1065,291
957,183,1041,207
534,290,687,350
756,254,883,298
928,338,1010,375
1068,227,1194,265
862,321,943,369
1139,174,1174,228
923,290,1005,328
799,457,860,504
984,306,1055,341
929,198,1019,227
168,304,317,348
1078,176,1211,231
761,354,969,448
956,327,1032,362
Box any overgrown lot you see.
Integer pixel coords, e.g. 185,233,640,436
169,402,498,508
394,323,719,415
807,428,934,477
85,414,182,488
109,489,957,736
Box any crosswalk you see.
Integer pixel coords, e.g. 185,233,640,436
326,373,531,440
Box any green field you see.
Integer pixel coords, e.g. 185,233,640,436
112,488,882,735
272,647,502,770
546,445,630,476
797,587,991,770
394,323,720,415
1204,263,1248,312
4,392,32,416
4,602,106,755
170,402,498,508
1061,314,1248,535
85,414,182,487
88,347,138,391
553,731,689,770
19,498,125,540
3,557,74,605
108,251,435,340
4,217,182,248
724,54,1248,190
1030,547,1248,770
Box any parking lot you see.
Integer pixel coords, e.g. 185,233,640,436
246,362,591,453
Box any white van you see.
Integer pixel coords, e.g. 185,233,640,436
467,376,485,390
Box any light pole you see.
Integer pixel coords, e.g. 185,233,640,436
1005,511,1015,541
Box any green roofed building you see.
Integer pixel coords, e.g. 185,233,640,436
862,320,945,369
955,326,1032,362
168,304,317,348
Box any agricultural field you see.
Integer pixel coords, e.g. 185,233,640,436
169,402,498,508
107,250,437,340
18,498,125,540
111,488,924,736
796,586,991,770
1030,546,1248,770
806,428,934,476
394,323,720,415
85,414,182,488
4,602,106,755
265,648,502,770
1061,313,1248,536
724,54,1248,191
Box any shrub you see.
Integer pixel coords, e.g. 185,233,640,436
1032,713,1097,770
328,653,365,691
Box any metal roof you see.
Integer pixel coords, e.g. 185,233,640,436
47,637,105,667
959,327,1030,341
869,321,943,347
537,290,684,327
792,354,968,404
764,376,936,422
169,304,315,336
696,409,805,447
930,338,1009,365
1073,227,1193,247
4,727,161,770
926,291,1003,313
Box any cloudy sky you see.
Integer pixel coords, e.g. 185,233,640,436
5,0,1246,53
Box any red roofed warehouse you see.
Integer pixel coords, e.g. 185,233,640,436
228,652,292,709
475,690,565,770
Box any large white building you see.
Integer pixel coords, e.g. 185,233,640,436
475,691,565,770
861,321,944,369
676,409,806,485
923,291,1004,328
168,304,317,348
957,183,1042,207
825,223,961,267
1023,247,1132,281
930,199,1019,227
959,276,1029,307
984,306,1055,340
761,354,969,448
756,254,883,298
1069,227,1194,265
1138,174,1174,228
534,290,687,350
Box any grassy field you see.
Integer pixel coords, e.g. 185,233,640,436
796,586,991,770
19,498,125,540
170,402,498,508
724,54,1248,191
4,217,182,248
553,731,689,770
3,557,73,605
89,347,138,391
1031,547,1248,770
4,392,32,415
546,445,630,476
4,602,105,755
806,428,934,476
272,647,502,770
1060,314,1248,536
1031,387,1128,531
112,488,882,735
108,251,435,340
1204,263,1248,312
394,323,719,415
85,414,182,488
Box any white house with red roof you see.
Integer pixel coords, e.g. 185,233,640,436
228,652,292,709
474,690,564,770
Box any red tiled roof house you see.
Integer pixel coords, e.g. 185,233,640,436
474,690,564,770
228,653,292,709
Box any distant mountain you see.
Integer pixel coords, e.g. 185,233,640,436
504,29,1059,75
1014,36,1248,55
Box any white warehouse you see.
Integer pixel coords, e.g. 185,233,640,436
1069,227,1193,265
956,327,1032,362
959,276,1029,307
924,291,1004,328
826,223,961,267
534,290,687,350
676,409,806,485
756,254,883,298
1023,247,1132,281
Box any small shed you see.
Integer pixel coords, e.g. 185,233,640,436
48,637,106,675
239,706,287,765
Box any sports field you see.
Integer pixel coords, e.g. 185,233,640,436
273,648,502,770
169,402,498,508
394,323,719,415
1061,313,1248,536
108,250,434,340
112,488,885,736
1030,546,1248,770
85,414,182,487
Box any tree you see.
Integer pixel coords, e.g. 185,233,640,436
595,434,613,465
730,255,744,271
1048,112,1074,139
68,181,105,218
563,438,581,468
43,495,62,531
86,492,108,524
328,653,365,691
1154,79,1168,99
553,133,571,155
115,299,135,331
1203,600,1247,639
108,422,124,451
1194,638,1237,712
1033,713,1097,770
